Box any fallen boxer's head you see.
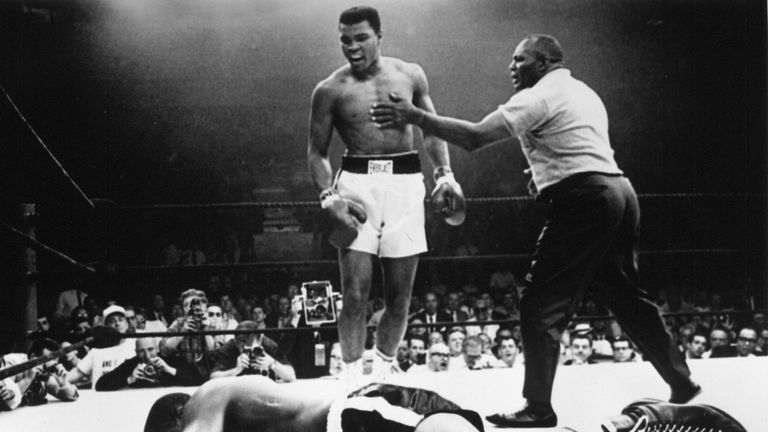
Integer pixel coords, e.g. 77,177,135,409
144,392,191,432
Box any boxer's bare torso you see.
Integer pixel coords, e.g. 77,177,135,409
312,56,422,156
181,376,332,432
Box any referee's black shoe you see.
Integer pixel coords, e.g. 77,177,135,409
669,382,701,404
485,403,558,428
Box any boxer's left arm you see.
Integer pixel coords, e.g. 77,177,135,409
409,64,450,172
410,66,466,225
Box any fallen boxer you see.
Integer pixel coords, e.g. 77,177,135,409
143,377,483,432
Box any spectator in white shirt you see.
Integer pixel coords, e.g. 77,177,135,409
66,305,135,389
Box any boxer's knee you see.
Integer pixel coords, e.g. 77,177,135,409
340,288,368,319
380,302,408,323
382,288,410,315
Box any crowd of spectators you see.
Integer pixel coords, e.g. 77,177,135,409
1,267,765,412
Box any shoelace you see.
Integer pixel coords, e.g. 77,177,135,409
647,427,721,432
632,417,722,432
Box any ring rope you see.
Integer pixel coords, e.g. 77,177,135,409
119,248,761,274
1,219,96,274
11,308,761,380
112,192,764,211
0,337,92,381
29,309,766,342
0,82,94,210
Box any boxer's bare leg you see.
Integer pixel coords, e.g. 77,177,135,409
338,249,376,362
376,255,418,357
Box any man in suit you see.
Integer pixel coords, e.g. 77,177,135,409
412,292,453,334
710,327,761,358
445,291,470,322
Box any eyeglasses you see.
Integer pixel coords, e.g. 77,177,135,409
208,312,222,317
738,337,757,343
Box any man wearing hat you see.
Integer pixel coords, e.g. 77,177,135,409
66,304,134,388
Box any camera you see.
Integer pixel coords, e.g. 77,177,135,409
140,363,160,380
244,346,264,365
300,281,338,325
42,363,63,377
243,346,269,376
189,297,207,328
144,364,157,377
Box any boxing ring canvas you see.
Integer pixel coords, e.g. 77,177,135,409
1,357,765,432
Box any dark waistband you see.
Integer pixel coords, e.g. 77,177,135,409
341,152,421,174
538,171,624,201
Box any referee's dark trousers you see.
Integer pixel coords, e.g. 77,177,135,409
520,172,692,403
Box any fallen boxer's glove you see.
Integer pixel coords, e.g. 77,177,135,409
601,398,746,432
321,188,367,249
430,166,466,226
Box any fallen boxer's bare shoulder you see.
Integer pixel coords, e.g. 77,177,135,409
181,376,332,432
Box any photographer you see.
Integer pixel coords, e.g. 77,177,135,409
95,338,201,391
159,289,217,375
209,321,296,382
1,339,79,411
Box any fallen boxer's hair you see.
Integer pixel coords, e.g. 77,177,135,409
144,392,191,432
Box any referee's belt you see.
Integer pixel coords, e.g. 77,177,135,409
341,152,421,175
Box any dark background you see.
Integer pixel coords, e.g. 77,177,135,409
0,0,766,327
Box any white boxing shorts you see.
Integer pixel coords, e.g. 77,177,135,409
327,383,484,432
334,151,427,258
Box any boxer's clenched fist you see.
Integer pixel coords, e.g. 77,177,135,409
321,188,367,249
431,166,466,226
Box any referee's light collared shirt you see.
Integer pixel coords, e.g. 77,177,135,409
494,68,622,191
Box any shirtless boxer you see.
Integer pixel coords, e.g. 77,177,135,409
144,377,483,432
307,5,464,389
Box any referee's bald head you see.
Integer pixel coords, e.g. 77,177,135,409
523,34,564,65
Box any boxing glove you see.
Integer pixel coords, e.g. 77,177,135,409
321,188,367,249
430,167,466,226
601,398,747,432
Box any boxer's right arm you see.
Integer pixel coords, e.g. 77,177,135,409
307,81,335,192
308,81,367,248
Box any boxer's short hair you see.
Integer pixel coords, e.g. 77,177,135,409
339,6,381,33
